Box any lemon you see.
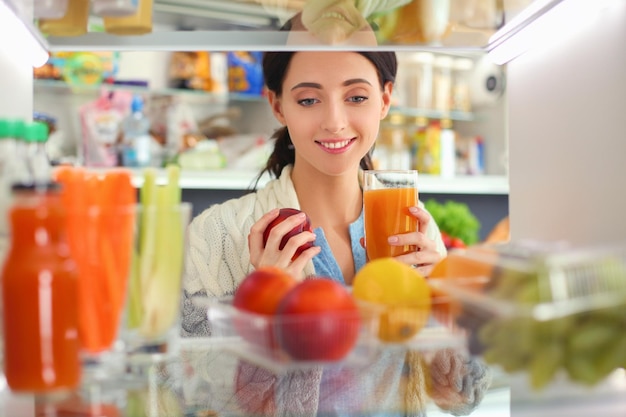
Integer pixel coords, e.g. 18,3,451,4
353,258,431,343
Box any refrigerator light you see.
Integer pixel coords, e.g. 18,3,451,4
0,0,49,68
487,0,619,65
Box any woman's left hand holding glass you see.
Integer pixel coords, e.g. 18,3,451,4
388,206,443,276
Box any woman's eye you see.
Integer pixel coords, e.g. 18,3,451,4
348,96,368,103
297,98,318,106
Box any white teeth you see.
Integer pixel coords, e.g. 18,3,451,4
320,140,351,149
321,12,347,22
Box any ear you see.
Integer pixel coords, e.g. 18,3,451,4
267,91,287,125
380,81,393,120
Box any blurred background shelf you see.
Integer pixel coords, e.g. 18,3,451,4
122,168,509,194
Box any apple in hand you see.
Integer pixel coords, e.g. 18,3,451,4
232,267,297,350
276,278,361,361
262,208,314,261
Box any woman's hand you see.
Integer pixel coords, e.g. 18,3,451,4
248,209,319,278
389,206,442,276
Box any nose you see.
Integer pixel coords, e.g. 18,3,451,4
321,101,347,134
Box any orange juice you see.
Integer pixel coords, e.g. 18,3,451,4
364,187,418,260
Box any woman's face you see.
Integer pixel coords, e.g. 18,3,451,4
268,51,392,177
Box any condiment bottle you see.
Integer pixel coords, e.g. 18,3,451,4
1,183,81,393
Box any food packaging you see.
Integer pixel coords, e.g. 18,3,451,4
103,0,153,35
429,241,626,393
38,0,89,37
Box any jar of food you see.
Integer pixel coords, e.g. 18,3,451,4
433,55,454,113
1,184,81,393
378,113,412,170
103,0,153,35
38,0,89,37
452,58,474,112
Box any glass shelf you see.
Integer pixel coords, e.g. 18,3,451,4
101,168,509,195
390,106,475,122
33,79,266,103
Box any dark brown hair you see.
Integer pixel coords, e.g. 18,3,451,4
253,51,397,187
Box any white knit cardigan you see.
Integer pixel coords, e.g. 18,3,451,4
184,165,316,298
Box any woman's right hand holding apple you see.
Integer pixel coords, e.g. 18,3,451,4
248,208,319,278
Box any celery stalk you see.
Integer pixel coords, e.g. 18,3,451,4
139,165,185,338
127,167,158,330
138,168,158,290
125,248,143,329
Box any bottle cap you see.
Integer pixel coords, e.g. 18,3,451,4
131,95,144,113
0,119,25,139
22,122,50,143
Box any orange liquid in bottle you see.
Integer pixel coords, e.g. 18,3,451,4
364,187,418,261
1,189,81,392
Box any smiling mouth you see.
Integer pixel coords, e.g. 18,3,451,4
319,11,350,23
317,139,354,150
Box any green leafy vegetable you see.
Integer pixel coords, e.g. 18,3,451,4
424,199,481,246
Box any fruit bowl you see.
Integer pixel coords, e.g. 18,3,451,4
428,241,626,393
206,296,380,373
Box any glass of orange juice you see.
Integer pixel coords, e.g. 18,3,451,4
363,170,419,261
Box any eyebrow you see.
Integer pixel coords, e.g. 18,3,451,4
290,78,373,91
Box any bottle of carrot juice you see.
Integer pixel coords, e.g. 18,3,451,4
1,183,81,393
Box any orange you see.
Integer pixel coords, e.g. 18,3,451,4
428,247,496,326
353,258,431,343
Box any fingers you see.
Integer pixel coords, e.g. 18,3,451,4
248,209,318,275
409,205,431,235
248,208,280,252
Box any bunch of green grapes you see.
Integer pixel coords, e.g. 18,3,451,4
476,259,626,390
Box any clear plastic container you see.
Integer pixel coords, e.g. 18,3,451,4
429,241,626,392
206,296,380,372
433,55,454,112
33,0,68,19
452,58,474,112
103,0,153,35
416,52,435,109
37,0,89,37
205,294,465,373
92,0,139,17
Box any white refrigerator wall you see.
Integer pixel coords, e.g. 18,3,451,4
0,48,33,119
507,1,626,245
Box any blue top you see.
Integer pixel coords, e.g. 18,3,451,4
311,210,366,284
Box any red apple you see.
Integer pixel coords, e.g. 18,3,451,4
232,267,297,350
262,208,314,261
275,278,361,361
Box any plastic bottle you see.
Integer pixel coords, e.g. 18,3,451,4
22,121,53,186
122,95,152,168
1,183,81,393
440,118,456,178
0,119,30,264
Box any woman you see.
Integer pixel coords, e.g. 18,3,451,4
184,51,444,302
181,51,489,416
